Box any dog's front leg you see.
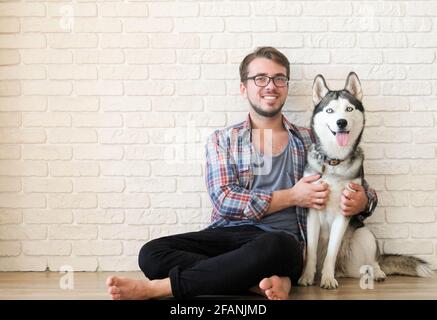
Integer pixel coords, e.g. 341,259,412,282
298,209,320,286
320,215,350,289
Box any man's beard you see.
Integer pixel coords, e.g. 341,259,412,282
249,99,284,118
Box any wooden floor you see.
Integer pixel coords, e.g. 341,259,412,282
0,272,436,300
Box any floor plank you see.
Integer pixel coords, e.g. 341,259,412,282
0,272,436,300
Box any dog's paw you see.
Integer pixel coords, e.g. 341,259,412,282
320,275,338,289
374,269,386,282
298,273,315,286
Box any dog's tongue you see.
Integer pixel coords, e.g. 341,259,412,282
336,132,349,147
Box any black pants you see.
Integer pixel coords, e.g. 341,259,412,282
138,225,304,299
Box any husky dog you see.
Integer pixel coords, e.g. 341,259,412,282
298,72,433,289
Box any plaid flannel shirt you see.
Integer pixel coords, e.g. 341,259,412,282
205,114,378,246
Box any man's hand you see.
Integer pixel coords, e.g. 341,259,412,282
341,182,368,216
291,175,330,210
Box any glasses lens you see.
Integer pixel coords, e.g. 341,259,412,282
254,76,269,87
273,77,288,87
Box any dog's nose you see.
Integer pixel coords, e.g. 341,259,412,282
337,119,348,129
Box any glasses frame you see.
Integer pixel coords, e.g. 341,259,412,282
244,75,289,88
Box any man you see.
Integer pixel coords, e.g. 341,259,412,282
106,47,377,300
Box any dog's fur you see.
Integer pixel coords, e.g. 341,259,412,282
298,72,433,289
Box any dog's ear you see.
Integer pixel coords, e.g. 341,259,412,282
312,74,329,106
344,72,363,101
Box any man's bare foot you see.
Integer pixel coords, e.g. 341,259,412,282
258,275,291,300
106,276,152,300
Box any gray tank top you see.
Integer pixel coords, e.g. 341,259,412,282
251,138,300,240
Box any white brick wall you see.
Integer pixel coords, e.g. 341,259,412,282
0,0,436,271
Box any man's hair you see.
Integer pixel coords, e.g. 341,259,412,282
239,47,290,82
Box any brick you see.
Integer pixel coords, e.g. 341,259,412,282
175,112,226,127
74,145,123,160
23,178,72,193
359,34,407,48
150,65,200,80
126,49,175,64
98,65,148,80
152,163,202,176
98,193,150,209
365,160,410,175
0,177,20,192
386,207,435,223
74,49,124,64
47,3,97,17
98,3,148,17
49,97,98,112
410,160,437,174
253,34,303,48
0,257,46,271
332,49,382,64
48,194,97,209
101,161,150,177
0,49,20,65
153,96,203,112
50,161,99,177
99,225,149,240
384,144,435,159
99,129,150,144
74,18,122,33
210,34,251,49
125,113,173,128
414,129,437,144
72,113,122,128
406,1,437,16
23,209,73,224
0,225,46,240
0,209,22,224
0,18,20,33
23,241,71,256
48,257,97,272
0,145,21,159
410,192,437,207
21,18,70,33
101,96,151,112
0,241,20,256
0,160,47,177
98,256,138,271
126,178,176,193
125,81,174,96
176,80,225,96
329,17,379,32
74,209,124,224
124,18,172,33
125,145,169,160
125,209,177,225
368,224,409,239
22,80,72,96
364,128,412,143
0,3,45,17
47,34,98,49
177,49,226,64
149,3,198,17
123,240,144,256
48,129,97,144
386,175,434,191
73,241,122,256
100,34,149,48
381,17,432,32
204,96,246,112
0,80,20,96
383,112,433,127
75,80,123,96
23,112,71,127
226,18,276,32
0,112,20,127
177,208,211,224
151,34,199,48
306,34,356,48
178,177,206,192
149,225,196,240
383,240,433,255
200,2,249,16
0,128,46,144
150,193,201,209
49,225,97,240
48,65,97,80
354,1,405,16
384,49,435,63
362,96,409,112
253,2,301,15
75,178,124,193
21,49,72,64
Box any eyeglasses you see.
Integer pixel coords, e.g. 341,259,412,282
244,75,289,88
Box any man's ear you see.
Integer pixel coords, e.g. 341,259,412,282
240,82,247,98
344,72,363,101
312,74,329,106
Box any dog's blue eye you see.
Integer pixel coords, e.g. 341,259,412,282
326,108,334,113
346,106,354,112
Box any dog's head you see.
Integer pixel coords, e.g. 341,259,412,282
311,72,365,159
